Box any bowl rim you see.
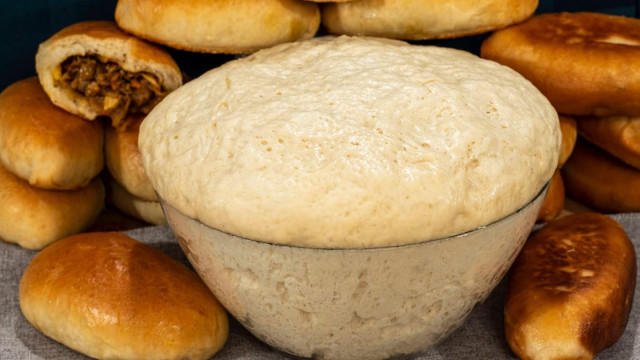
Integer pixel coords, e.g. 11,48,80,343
160,181,549,252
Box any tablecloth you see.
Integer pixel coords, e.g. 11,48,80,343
2,213,639,359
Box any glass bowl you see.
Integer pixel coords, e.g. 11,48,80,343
159,184,547,360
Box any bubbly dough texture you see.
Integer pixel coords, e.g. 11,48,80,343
140,36,560,248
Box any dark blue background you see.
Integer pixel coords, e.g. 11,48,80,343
1,0,638,90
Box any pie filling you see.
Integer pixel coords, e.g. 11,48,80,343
58,54,167,127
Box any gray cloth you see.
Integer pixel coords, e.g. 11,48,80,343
2,214,639,360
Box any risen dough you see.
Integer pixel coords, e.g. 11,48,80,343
139,36,560,248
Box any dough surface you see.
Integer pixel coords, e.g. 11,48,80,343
140,36,560,248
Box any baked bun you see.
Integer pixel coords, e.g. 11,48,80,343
107,178,167,225
505,213,636,360
536,169,564,223
562,139,640,213
577,115,640,170
19,232,228,360
105,114,156,201
139,36,560,248
0,77,104,190
322,0,538,40
481,12,640,116
36,21,182,129
558,115,577,168
0,163,104,250
115,0,320,54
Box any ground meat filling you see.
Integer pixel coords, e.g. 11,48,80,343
59,55,166,127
